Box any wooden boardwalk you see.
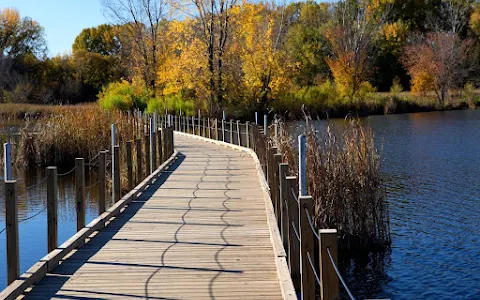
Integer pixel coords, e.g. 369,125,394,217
22,134,284,299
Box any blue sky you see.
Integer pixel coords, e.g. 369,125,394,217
2,0,108,56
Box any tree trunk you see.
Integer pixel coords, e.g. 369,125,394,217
151,43,156,97
217,53,223,107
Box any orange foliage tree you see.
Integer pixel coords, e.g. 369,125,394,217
402,32,472,105
325,0,388,103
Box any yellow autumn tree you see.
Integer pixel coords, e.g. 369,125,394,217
156,19,208,111
230,2,293,110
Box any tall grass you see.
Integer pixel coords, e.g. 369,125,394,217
16,105,138,167
0,103,64,120
276,117,391,252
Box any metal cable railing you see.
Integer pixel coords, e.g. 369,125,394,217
305,208,320,240
86,151,102,166
0,203,48,235
291,220,300,242
25,176,48,192
327,247,356,300
291,187,299,204
307,251,321,285
58,166,76,177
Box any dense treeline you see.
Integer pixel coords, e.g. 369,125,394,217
2,0,480,116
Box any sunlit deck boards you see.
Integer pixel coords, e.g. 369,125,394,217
22,134,283,299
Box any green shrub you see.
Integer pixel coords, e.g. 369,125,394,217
274,80,340,113
463,82,479,109
98,80,149,111
146,98,163,113
390,77,403,94
318,80,339,107
145,93,196,115
165,93,196,115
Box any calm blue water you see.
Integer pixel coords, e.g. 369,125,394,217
290,110,480,299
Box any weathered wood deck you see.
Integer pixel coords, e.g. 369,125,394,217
21,134,284,299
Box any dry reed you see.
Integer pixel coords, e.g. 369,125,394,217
276,117,391,252
16,105,140,167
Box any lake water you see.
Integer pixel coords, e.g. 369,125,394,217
288,110,480,299
1,111,480,298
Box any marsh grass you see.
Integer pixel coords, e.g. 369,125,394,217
14,105,151,193
16,105,139,167
276,117,391,252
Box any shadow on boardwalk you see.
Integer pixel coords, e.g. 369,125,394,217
24,155,193,299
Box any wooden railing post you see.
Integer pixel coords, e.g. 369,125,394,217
126,141,133,191
47,166,58,253
264,114,268,136
207,118,211,138
222,119,225,142
203,117,206,137
152,131,157,170
3,142,12,180
279,163,289,251
189,116,192,134
162,128,168,162
273,153,282,221
246,121,250,148
136,139,142,183
267,147,277,202
98,151,106,214
75,158,85,231
229,119,233,143
286,176,301,292
319,229,339,300
198,112,201,135
113,146,121,202
5,180,19,284
111,124,117,201
149,118,155,172
215,119,219,140
299,135,307,197
145,134,151,175
299,195,315,300
236,120,241,146
171,126,175,155
158,128,163,165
